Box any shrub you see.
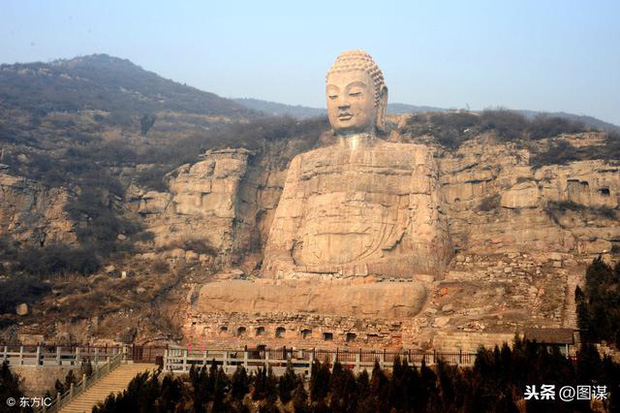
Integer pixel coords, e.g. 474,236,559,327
17,244,100,276
140,113,156,135
0,275,51,313
544,200,617,224
480,109,528,141
478,194,501,212
527,114,587,139
530,139,580,168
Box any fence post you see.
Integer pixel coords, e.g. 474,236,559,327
94,348,99,366
458,349,462,365
19,346,23,365
36,345,42,366
56,347,61,365
308,351,314,378
75,347,80,365
265,349,270,370
244,350,248,370
2,345,6,362
355,353,360,374
163,349,168,372
82,373,87,391
69,382,74,398
182,349,187,373
56,392,61,409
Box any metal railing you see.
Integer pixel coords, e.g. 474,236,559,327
36,350,124,413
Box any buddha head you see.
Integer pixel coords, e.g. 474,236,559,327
326,50,388,135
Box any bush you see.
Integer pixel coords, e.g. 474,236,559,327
404,111,481,149
0,275,52,313
15,244,101,276
527,114,587,140
480,109,528,141
531,139,581,168
478,194,501,212
544,200,617,225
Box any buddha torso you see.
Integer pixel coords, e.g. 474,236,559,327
263,134,451,279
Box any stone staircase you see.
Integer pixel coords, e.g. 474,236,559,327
562,272,582,329
59,363,153,413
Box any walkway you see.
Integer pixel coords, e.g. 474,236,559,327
59,363,153,413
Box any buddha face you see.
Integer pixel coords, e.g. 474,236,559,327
326,70,376,135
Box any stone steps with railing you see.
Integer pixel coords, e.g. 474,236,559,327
58,363,153,413
29,350,152,413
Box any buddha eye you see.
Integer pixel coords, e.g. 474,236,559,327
328,95,338,100
349,91,362,97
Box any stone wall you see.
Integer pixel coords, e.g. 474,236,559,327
10,365,76,397
185,311,406,350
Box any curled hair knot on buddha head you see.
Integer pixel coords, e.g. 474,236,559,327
326,50,387,108
326,50,388,133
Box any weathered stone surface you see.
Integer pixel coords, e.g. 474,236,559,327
263,138,451,278
138,191,171,215
133,148,255,256
440,137,620,256
0,172,75,246
500,182,539,209
197,279,426,319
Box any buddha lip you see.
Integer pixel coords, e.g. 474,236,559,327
338,114,353,120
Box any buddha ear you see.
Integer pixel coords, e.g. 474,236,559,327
375,86,388,133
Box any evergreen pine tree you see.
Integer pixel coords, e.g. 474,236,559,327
231,364,250,401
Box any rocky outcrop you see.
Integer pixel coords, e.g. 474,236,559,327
130,148,255,258
0,172,74,246
197,279,426,318
440,135,620,256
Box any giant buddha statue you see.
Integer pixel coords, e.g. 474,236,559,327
263,50,451,279
192,51,451,347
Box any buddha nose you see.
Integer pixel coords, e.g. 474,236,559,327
338,95,350,109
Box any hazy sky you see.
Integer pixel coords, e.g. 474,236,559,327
2,0,619,125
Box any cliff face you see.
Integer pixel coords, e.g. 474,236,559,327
127,148,255,261
440,133,619,256
2,127,619,349
125,130,618,266
0,172,74,246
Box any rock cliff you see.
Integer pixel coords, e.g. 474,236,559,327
2,122,619,350
0,172,74,246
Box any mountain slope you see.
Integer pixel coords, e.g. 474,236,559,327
0,54,255,119
233,98,619,132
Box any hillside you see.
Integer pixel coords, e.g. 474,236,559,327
233,98,620,132
232,99,446,119
0,54,255,121
0,54,619,350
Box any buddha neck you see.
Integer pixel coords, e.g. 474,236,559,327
336,132,376,151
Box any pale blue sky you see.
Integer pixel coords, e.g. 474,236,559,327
1,0,619,125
